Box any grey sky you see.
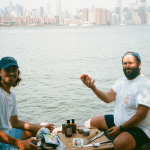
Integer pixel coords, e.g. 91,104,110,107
0,0,150,13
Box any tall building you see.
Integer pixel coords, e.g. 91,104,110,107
9,1,13,13
16,4,20,15
4,7,9,17
82,8,89,22
40,7,44,17
116,7,121,14
140,0,146,8
116,0,122,15
33,9,39,17
111,13,117,25
138,7,146,24
135,0,139,9
26,8,30,17
88,11,95,23
47,3,50,15
56,0,61,14
12,6,15,11
19,6,23,16
140,0,146,3
117,0,121,7
95,8,110,25
128,3,136,12
76,8,82,14
90,5,95,12
95,8,102,25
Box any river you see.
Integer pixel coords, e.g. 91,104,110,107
0,25,150,127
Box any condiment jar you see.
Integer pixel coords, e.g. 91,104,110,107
83,128,90,137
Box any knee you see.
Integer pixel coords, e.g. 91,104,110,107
90,118,95,128
114,138,127,150
90,117,98,128
90,115,107,130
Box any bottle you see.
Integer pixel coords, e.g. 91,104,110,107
62,123,65,134
71,119,77,135
65,119,72,137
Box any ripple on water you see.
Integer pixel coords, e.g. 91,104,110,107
0,26,150,126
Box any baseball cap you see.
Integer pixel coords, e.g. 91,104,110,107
0,57,19,69
123,52,141,61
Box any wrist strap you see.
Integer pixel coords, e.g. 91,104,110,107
119,125,125,132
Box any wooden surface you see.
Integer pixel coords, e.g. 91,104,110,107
57,128,114,150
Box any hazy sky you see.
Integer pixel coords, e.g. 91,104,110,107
0,0,150,13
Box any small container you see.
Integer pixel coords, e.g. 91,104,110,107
77,128,83,134
83,128,90,137
62,123,65,134
73,138,84,147
77,126,84,134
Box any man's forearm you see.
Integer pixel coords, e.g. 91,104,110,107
12,119,42,132
122,106,148,130
0,130,22,147
92,87,114,103
122,114,143,130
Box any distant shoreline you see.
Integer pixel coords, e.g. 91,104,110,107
0,24,149,28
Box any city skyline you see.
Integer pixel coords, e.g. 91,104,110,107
1,0,150,13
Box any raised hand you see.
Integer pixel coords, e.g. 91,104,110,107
43,123,55,133
80,74,96,91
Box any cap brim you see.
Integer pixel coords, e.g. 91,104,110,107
1,63,19,69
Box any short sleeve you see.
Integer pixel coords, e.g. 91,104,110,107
11,100,19,116
10,91,19,116
112,78,124,94
136,87,150,108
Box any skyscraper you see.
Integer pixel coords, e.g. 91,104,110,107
9,1,13,13
47,3,50,15
56,0,61,14
116,0,122,14
117,0,122,8
82,8,89,22
19,6,23,16
40,7,44,17
138,7,146,24
140,0,146,3
16,4,20,15
135,0,139,9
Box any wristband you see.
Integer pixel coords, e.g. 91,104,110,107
119,125,125,132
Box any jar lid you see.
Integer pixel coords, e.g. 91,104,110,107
83,128,90,132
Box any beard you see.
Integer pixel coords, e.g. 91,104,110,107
1,76,16,87
123,65,140,80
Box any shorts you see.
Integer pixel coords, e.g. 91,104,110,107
0,128,22,150
104,114,150,148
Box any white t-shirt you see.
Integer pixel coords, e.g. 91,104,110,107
112,74,150,138
0,87,19,133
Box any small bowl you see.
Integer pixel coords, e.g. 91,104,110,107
77,128,83,134
77,126,84,134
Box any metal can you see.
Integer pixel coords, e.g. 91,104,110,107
62,123,66,134
83,128,90,137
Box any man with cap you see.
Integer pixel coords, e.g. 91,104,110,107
0,57,55,150
82,52,150,150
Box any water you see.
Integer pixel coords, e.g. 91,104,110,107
0,25,150,127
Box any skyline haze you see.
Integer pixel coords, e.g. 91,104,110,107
0,0,150,13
